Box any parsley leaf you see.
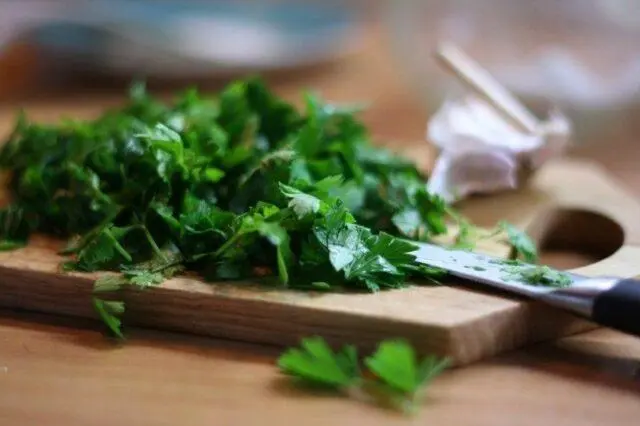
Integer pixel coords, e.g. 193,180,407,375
279,183,324,219
70,225,134,272
92,298,125,339
278,336,361,389
499,221,538,263
365,339,450,412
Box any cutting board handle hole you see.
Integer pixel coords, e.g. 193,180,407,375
536,208,624,269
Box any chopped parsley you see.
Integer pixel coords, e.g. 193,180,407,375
501,262,572,287
0,77,543,337
0,78,464,336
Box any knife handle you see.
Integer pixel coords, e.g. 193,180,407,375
591,278,640,337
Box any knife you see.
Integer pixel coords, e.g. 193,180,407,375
412,242,640,338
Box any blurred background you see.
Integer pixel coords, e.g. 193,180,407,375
1,0,640,177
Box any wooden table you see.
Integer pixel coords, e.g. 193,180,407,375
1,21,640,426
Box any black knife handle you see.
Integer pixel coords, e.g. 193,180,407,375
592,278,640,337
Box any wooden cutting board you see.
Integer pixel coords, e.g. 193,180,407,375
1,153,639,366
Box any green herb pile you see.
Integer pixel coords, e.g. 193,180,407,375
0,78,547,336
0,78,463,334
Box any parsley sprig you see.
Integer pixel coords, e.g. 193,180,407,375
278,336,361,389
278,336,449,413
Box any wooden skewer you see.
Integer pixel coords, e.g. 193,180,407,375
434,42,540,134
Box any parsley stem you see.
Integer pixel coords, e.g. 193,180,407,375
140,226,168,262
186,236,240,263
59,207,123,255
150,260,183,274
108,233,133,263
212,232,242,258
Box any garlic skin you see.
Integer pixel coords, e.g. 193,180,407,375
426,95,571,203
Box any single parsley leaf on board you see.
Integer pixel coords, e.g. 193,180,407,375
278,336,361,389
499,221,538,263
364,339,450,412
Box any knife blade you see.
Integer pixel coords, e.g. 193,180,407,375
412,242,640,338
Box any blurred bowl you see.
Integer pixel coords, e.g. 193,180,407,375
27,0,364,78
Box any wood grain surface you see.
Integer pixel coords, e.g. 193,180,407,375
1,18,640,426
0,310,639,426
